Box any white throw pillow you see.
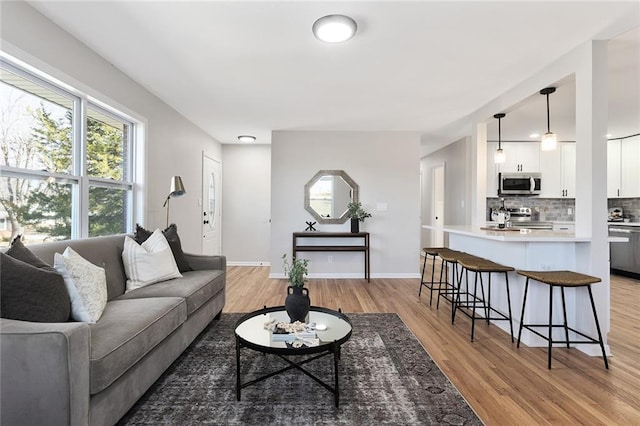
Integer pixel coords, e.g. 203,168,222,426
54,247,108,323
122,229,182,292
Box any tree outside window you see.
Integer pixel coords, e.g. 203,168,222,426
0,60,134,245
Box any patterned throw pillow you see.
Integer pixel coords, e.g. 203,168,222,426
54,247,108,323
0,253,71,323
135,224,192,272
123,229,182,292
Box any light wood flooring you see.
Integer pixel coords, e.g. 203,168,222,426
223,264,640,425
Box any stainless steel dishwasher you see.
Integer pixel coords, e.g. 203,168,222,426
609,225,640,278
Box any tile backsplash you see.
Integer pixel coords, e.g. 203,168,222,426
608,198,640,222
487,197,640,222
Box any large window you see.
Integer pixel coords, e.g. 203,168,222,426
0,58,135,245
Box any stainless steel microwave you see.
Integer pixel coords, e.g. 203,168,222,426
498,172,541,196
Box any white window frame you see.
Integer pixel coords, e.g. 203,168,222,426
0,57,137,239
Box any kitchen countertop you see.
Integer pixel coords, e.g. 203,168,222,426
423,224,628,243
608,222,640,227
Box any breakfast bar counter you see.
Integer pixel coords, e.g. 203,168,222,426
422,225,617,356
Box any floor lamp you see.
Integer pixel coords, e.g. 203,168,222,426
163,176,186,227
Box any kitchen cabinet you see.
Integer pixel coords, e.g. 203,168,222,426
537,142,576,198
500,142,540,173
608,136,640,197
486,142,540,197
549,143,576,198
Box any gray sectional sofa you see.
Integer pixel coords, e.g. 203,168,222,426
0,234,226,426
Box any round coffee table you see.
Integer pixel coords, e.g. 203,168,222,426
234,306,352,407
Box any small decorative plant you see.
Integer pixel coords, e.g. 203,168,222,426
282,254,309,288
347,201,372,222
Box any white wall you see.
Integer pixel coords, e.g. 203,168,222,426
222,144,271,265
270,131,421,279
1,1,222,253
420,137,470,248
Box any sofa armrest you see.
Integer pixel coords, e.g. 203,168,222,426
0,318,90,426
183,253,226,272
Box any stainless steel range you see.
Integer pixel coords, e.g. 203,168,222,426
506,207,553,230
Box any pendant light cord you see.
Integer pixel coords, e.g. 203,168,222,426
546,93,551,133
498,116,502,149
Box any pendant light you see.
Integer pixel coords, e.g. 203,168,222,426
494,113,506,164
540,87,557,151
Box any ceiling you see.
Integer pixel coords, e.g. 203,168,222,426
26,1,640,147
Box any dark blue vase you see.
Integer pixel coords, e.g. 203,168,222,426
351,217,360,233
285,286,310,323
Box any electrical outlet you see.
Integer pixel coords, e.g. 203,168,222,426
540,264,552,270
328,256,333,264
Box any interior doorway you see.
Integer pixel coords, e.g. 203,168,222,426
432,163,445,246
201,153,221,255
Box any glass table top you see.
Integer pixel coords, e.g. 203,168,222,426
235,307,352,350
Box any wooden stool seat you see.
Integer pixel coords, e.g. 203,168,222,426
517,270,601,287
455,257,515,342
422,247,449,256
516,270,608,369
419,247,455,306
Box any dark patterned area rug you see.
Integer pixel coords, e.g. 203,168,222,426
118,313,482,425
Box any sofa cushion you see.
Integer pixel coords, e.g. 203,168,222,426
123,231,182,292
0,253,71,322
135,224,192,273
5,236,55,271
54,247,108,323
115,270,225,316
25,234,129,300
89,297,187,394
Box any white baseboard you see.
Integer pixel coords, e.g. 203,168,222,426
268,272,420,279
227,261,271,267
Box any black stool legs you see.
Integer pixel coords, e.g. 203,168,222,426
517,276,609,369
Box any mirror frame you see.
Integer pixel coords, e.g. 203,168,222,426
304,170,359,224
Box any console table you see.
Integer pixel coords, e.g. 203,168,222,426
292,232,370,282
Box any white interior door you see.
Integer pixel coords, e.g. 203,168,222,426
202,153,221,255
432,164,445,246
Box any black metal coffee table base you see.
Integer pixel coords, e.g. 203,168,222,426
234,306,352,408
236,339,342,407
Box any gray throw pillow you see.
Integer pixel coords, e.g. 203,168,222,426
135,223,192,272
6,236,54,271
0,253,71,322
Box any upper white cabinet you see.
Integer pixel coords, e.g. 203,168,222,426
500,142,540,173
486,142,542,197
608,137,640,197
607,140,621,197
540,142,575,198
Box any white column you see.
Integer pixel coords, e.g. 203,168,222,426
574,40,610,354
471,122,487,228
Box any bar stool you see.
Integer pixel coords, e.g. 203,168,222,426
436,250,474,322
419,247,450,306
455,257,515,342
516,270,609,369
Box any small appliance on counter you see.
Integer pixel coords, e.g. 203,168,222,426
608,207,624,222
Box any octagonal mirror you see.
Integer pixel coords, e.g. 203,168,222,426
304,170,359,224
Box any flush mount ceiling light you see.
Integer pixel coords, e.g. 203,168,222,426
540,87,557,151
312,14,357,43
237,135,256,143
493,113,506,164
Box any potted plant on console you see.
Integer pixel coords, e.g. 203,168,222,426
347,201,372,233
282,254,310,322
